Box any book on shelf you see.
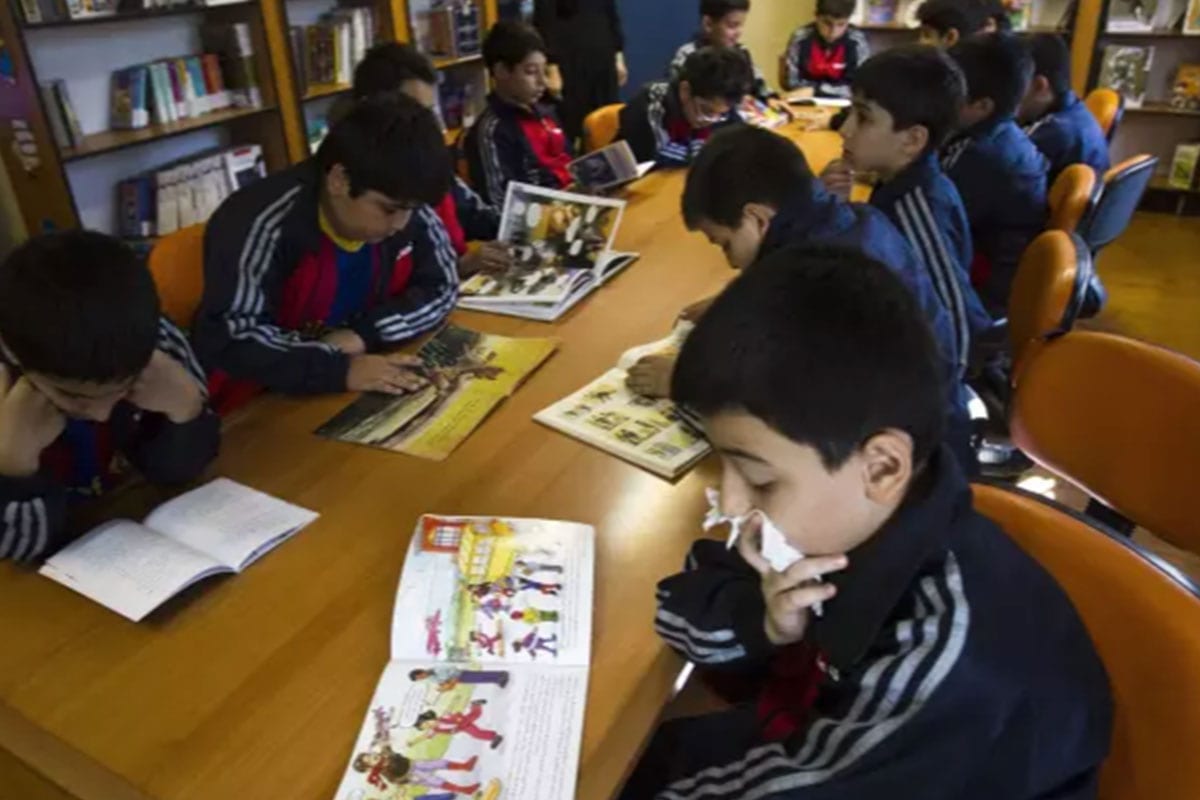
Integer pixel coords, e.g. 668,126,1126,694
457,183,639,322
38,478,318,623
294,6,377,89
1188,0,1200,33
107,54,233,133
111,66,149,130
1169,142,1200,188
1097,44,1154,108
1106,0,1186,30
864,0,902,25
288,26,309,96
534,323,712,480
201,21,263,108
1172,63,1200,110
566,140,653,192
316,325,558,461
40,81,81,149
334,514,594,800
51,80,86,147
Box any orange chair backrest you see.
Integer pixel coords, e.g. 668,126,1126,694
1048,163,1098,233
148,224,205,329
1085,87,1122,139
1006,230,1090,371
582,103,625,153
972,483,1200,800
1010,330,1200,555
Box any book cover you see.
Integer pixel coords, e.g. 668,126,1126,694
1106,0,1158,30
150,62,177,123
118,175,154,237
289,26,308,95
1172,63,1200,110
865,0,900,24
111,69,135,129
566,140,648,192
165,58,186,118
18,0,42,24
40,84,72,149
316,326,558,461
1097,45,1154,107
184,56,210,115
53,81,85,146
221,143,266,190
1188,0,1200,33
201,53,229,111
1169,142,1200,188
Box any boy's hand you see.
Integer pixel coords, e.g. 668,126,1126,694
737,517,846,646
679,296,715,323
462,241,514,277
820,159,854,201
0,366,66,477
626,355,675,399
128,351,205,424
768,97,795,121
346,354,428,395
616,52,629,87
322,329,367,356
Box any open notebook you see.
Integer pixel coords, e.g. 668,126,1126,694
534,324,711,479
39,478,318,622
335,515,594,800
458,182,639,322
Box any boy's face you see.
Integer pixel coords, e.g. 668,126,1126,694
24,371,134,421
324,164,415,243
815,15,851,43
707,410,912,557
493,52,548,108
840,94,924,177
702,11,747,47
918,26,958,48
678,81,734,130
695,204,774,270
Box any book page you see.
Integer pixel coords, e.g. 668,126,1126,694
390,516,594,668
145,478,318,571
39,520,226,622
596,251,640,284
334,660,589,800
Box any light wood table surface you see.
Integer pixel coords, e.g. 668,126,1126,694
0,128,844,800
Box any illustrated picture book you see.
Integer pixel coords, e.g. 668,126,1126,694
316,325,557,461
334,515,594,800
1169,142,1200,188
1097,45,1154,107
1106,0,1159,30
1172,63,1200,110
533,324,712,479
566,140,654,192
1189,0,1200,33
38,478,318,622
457,183,639,322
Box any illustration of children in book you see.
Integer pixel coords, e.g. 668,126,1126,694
351,749,481,796
511,629,559,659
410,700,504,749
514,558,563,575
510,607,559,624
587,411,628,432
476,594,511,619
471,629,505,656
408,667,511,692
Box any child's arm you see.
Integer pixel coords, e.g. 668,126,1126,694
470,117,533,206
783,28,814,91
350,207,459,350
450,176,500,243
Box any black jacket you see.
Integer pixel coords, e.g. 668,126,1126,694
618,81,724,167
533,0,624,61
464,94,573,206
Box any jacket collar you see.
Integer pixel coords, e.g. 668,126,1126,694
810,446,969,672
1052,89,1081,115
292,158,329,254
486,92,553,121
870,152,942,207
760,183,854,258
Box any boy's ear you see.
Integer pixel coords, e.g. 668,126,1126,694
944,28,961,48
899,124,931,159
742,202,777,233
859,429,914,506
1032,74,1052,96
326,163,351,199
700,14,715,36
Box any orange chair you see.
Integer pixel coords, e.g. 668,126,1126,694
973,482,1200,800
1009,330,1200,555
1047,163,1099,234
1084,87,1124,143
582,103,625,153
147,224,206,328
1005,230,1093,373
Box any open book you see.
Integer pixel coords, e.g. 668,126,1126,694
38,478,318,622
567,140,655,192
458,182,639,322
534,324,712,479
335,515,594,800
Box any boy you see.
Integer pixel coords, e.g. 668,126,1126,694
622,245,1112,798
942,33,1048,315
618,47,752,167
1019,33,1110,184
465,20,572,206
783,0,871,99
916,0,990,47
820,46,990,468
0,231,219,563
351,42,512,276
669,0,781,109
193,96,458,399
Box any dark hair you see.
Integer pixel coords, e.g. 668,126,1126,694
817,0,857,18
979,0,1012,30
0,231,159,382
700,0,750,19
680,46,754,104
482,20,546,71
672,245,945,469
916,0,988,36
853,45,967,150
353,42,437,100
1027,32,1071,100
316,94,451,205
682,125,814,228
949,32,1034,119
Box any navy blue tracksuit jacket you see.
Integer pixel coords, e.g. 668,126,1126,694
1024,90,1111,186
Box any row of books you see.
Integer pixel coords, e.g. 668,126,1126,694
1096,45,1200,109
18,0,244,25
416,1,482,58
1106,0,1200,34
117,143,266,238
289,6,378,94
854,0,1073,29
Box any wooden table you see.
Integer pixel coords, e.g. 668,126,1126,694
0,129,844,800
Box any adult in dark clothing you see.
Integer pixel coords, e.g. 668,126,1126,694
533,0,627,144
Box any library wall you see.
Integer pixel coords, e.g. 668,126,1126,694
742,0,816,89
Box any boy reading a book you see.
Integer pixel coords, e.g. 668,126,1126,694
618,47,752,167
1019,33,1110,184
820,46,990,470
622,244,1112,799
942,33,1048,315
0,231,219,563
465,20,573,206
351,42,512,277
916,0,991,48
193,96,457,403
669,0,784,111
783,0,871,99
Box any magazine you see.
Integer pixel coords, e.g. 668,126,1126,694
533,324,712,479
1188,0,1200,33
334,515,594,800
1107,0,1159,30
739,97,790,129
1097,45,1154,107
566,140,654,191
316,326,557,461
458,183,639,322
1169,142,1200,188
1172,63,1200,111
